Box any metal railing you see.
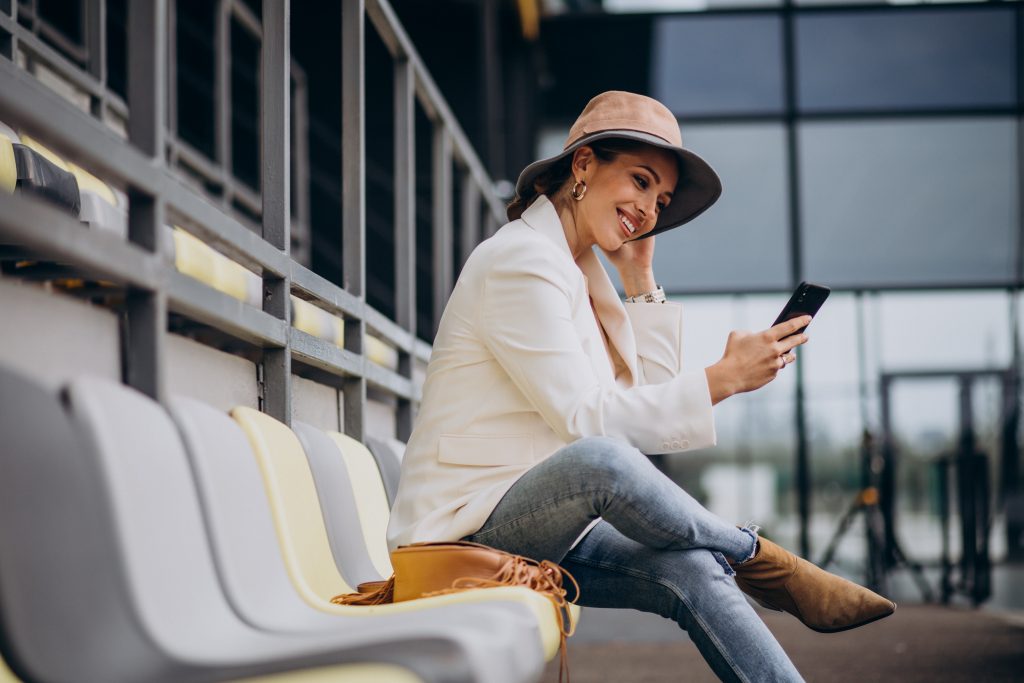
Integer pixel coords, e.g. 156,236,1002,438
0,0,507,442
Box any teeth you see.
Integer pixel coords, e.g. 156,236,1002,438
619,212,636,234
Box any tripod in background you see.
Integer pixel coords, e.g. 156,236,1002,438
817,428,933,601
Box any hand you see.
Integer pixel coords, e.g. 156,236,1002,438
705,315,811,405
602,234,656,296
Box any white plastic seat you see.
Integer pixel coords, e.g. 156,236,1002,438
0,367,543,683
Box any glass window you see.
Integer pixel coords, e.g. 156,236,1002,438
669,294,799,545
604,0,780,10
799,118,1018,289
645,123,790,293
796,8,1017,112
652,14,785,116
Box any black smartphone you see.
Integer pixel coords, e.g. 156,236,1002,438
772,282,830,335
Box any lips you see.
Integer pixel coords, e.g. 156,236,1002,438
617,209,639,237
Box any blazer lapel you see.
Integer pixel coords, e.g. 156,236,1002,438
520,194,639,387
577,248,638,387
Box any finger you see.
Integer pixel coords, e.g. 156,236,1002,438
780,333,808,353
771,315,812,341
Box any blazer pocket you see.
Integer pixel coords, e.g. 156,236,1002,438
437,434,534,467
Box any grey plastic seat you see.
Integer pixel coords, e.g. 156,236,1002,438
366,435,404,506
0,368,543,683
166,396,545,680
294,420,384,587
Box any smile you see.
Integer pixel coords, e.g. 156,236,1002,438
618,210,638,236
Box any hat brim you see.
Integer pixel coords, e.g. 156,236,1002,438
512,129,722,239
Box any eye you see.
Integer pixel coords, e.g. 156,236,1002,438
634,174,649,190
656,200,667,213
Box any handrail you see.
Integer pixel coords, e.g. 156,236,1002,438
0,0,500,440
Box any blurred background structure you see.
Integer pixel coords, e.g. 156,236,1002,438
0,0,1022,681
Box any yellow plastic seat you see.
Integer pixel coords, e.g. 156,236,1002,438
230,663,422,682
0,656,421,683
230,406,572,661
292,296,345,348
0,656,20,683
171,227,261,306
365,335,398,370
0,131,16,194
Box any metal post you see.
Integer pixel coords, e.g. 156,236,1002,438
260,0,292,425
215,0,232,192
342,0,366,441
394,55,416,441
459,173,480,270
291,65,311,266
878,374,895,587
166,0,178,141
0,0,14,60
125,0,167,402
781,0,811,559
432,124,453,336
84,0,106,118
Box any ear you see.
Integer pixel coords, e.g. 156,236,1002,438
571,146,595,179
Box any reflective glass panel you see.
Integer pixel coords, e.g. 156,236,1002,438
799,118,1018,288
668,294,798,545
652,14,785,116
648,123,790,293
796,8,1016,112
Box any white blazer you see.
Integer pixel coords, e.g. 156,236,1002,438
387,194,717,551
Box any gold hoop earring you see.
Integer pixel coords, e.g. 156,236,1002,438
570,180,587,201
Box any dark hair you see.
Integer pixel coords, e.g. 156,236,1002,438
505,138,657,221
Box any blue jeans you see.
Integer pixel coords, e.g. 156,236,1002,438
462,436,805,683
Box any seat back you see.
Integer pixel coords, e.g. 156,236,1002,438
0,126,16,194
231,407,356,602
366,436,403,507
293,421,384,587
0,366,162,683
327,432,394,576
168,397,330,631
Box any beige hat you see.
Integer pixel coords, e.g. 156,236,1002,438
512,90,722,239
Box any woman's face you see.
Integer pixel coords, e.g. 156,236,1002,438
572,144,679,250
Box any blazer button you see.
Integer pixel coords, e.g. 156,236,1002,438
679,440,689,449
670,440,682,450
661,441,671,451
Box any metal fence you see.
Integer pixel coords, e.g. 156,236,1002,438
0,0,506,442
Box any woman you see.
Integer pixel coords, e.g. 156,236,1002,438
387,91,895,682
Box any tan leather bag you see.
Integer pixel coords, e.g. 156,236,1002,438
331,541,578,681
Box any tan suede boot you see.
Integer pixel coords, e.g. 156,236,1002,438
730,536,896,633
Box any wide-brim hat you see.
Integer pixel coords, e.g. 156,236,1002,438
512,91,722,239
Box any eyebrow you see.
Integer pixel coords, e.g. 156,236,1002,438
637,165,673,197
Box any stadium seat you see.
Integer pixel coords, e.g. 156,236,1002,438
366,334,399,370
232,406,571,662
0,127,16,195
168,227,351,350
328,431,396,577
0,367,543,683
0,657,18,683
294,420,386,588
12,140,80,214
171,226,262,306
168,397,544,683
292,295,345,347
366,434,404,506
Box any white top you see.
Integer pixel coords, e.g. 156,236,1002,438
387,195,717,551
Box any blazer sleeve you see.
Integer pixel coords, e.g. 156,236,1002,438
624,301,685,385
478,246,715,455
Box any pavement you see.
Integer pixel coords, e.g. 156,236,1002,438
540,603,1024,682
